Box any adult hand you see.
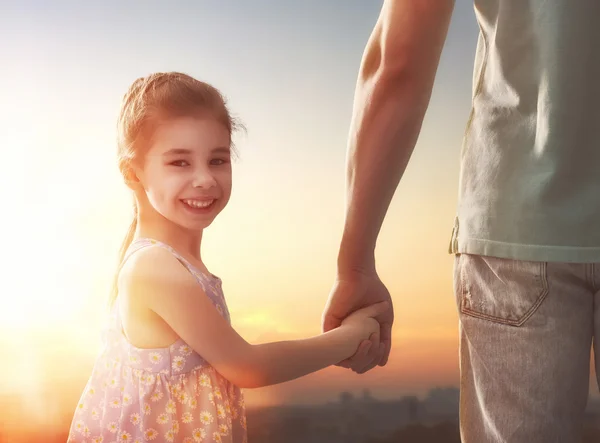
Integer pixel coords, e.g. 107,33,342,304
322,269,394,374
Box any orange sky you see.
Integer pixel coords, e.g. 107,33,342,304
4,2,600,438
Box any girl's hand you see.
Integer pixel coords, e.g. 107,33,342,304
340,301,388,344
323,270,393,373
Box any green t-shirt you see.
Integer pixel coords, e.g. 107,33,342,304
448,0,600,263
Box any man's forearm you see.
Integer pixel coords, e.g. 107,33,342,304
337,71,433,273
337,0,453,274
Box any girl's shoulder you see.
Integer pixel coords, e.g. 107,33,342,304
118,242,199,296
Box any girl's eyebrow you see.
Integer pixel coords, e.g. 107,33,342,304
212,147,231,155
162,147,230,156
163,148,192,156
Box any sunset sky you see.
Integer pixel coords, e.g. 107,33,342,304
2,0,599,433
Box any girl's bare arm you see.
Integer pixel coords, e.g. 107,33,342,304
119,245,365,388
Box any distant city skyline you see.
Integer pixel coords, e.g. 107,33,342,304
5,385,600,443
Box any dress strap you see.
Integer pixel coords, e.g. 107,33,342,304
111,237,209,338
109,237,228,339
121,237,220,287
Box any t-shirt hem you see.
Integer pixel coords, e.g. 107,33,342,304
450,236,600,263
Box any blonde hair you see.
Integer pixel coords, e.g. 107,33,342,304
109,72,243,307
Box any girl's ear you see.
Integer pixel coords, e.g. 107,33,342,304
124,165,141,190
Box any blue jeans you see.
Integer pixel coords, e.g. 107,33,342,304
453,253,600,442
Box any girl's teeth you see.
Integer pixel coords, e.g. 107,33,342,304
184,199,214,208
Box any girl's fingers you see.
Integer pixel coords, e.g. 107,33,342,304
344,340,372,369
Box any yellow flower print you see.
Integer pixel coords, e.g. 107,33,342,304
156,413,169,424
122,393,133,405
164,429,175,442
143,403,152,415
149,352,163,364
213,431,222,443
144,428,158,441
130,413,141,426
144,374,156,385
218,424,229,436
172,420,180,434
109,398,121,408
200,410,214,425
172,356,186,372
179,344,193,356
214,388,222,399
118,430,132,442
177,391,189,404
192,428,206,442
199,374,211,387
182,412,194,423
166,399,177,414
107,422,118,433
74,420,84,432
189,398,198,409
151,391,164,402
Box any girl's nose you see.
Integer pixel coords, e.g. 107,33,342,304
192,169,217,189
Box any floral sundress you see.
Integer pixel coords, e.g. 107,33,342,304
67,237,247,443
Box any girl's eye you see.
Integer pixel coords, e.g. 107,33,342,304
211,159,229,166
170,160,189,167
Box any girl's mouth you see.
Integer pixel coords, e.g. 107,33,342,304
181,198,217,213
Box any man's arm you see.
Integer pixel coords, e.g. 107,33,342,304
326,0,455,371
338,0,455,274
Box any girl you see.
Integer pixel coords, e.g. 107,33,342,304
67,72,387,443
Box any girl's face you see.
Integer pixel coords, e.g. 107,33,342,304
136,116,232,232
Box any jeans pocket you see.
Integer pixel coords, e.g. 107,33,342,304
455,253,549,326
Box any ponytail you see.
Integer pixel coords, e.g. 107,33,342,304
108,203,138,308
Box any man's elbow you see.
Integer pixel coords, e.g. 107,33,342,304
358,46,420,92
